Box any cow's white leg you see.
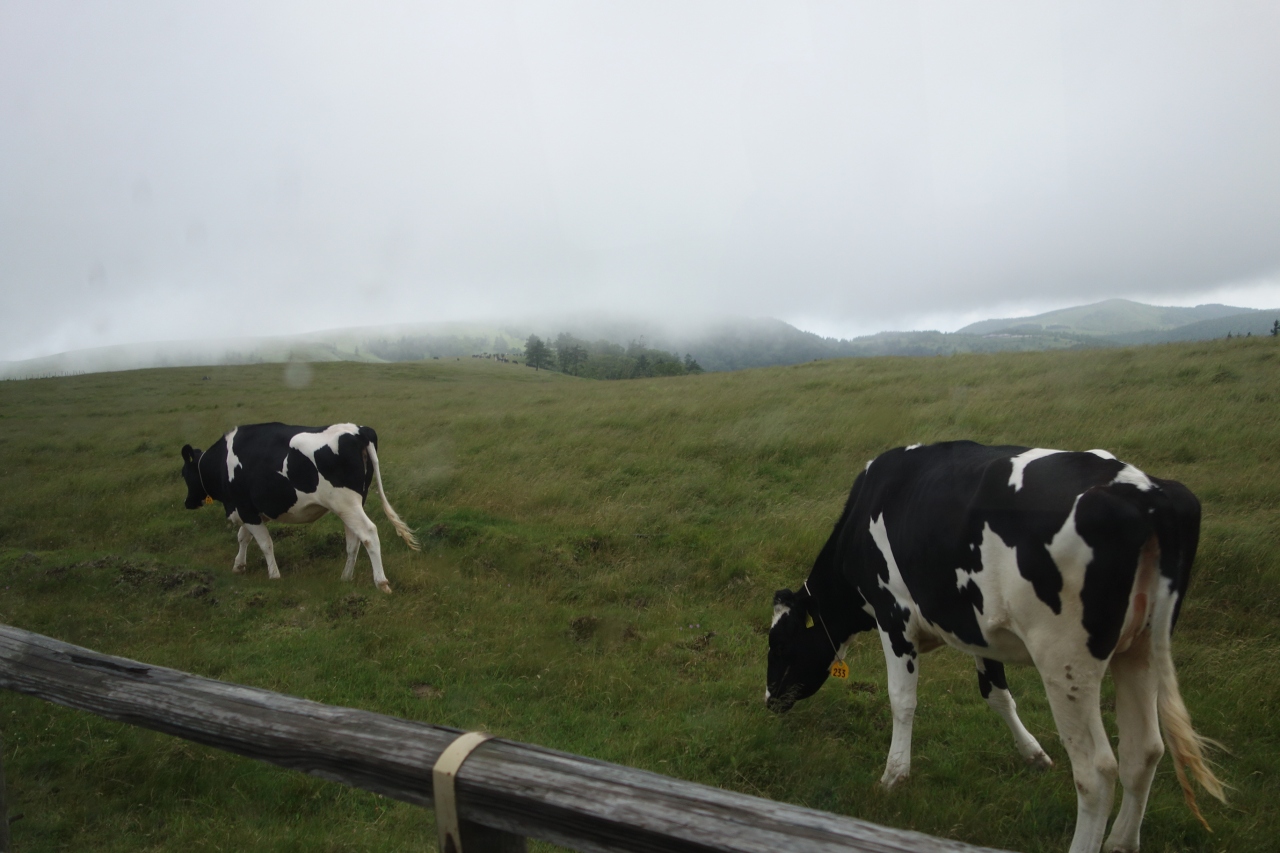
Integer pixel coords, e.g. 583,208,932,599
330,497,390,593
244,523,282,580
1103,634,1164,853
1035,650,1116,853
340,524,360,582
232,523,251,574
975,657,1052,769
877,629,919,788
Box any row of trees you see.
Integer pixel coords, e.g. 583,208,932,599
1226,320,1280,339
524,333,703,379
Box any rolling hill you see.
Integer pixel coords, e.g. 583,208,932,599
4,299,1277,380
956,298,1256,337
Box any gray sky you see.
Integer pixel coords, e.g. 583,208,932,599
3,1,1279,361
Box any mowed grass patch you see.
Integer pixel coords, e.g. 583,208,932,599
0,338,1277,851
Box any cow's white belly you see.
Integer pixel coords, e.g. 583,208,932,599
270,495,331,524
924,623,1035,665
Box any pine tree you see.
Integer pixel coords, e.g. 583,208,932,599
525,335,552,371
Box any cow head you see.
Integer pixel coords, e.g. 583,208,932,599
766,587,835,713
180,444,208,509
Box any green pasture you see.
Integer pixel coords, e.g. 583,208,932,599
0,338,1277,852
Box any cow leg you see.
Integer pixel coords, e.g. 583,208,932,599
1035,650,1116,853
329,496,391,593
340,524,360,582
877,629,919,788
243,523,282,580
232,523,252,574
975,657,1052,769
1103,634,1163,853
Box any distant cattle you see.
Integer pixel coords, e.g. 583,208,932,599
767,441,1224,853
181,423,419,593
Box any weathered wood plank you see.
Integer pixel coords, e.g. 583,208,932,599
459,820,527,853
0,733,9,853
0,624,1012,853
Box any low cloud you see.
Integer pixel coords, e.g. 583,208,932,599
3,3,1278,361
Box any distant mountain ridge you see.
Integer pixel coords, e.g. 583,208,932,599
3,299,1277,380
1104,310,1279,344
957,298,1255,336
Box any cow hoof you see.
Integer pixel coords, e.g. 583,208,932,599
1027,750,1053,770
377,581,392,594
878,771,909,789
232,564,246,574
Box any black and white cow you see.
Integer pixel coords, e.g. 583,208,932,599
180,423,420,593
766,441,1224,853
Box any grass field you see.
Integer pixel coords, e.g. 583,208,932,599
1,338,1277,852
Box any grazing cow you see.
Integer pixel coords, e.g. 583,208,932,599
766,441,1224,853
180,423,420,593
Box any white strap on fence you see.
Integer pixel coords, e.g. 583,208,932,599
433,731,494,853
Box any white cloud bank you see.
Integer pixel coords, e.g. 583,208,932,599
2,2,1278,361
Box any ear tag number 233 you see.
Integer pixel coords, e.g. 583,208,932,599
829,660,849,679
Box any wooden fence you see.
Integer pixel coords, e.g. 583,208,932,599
0,624,1010,853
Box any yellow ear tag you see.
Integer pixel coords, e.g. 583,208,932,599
204,496,214,505
805,614,814,629
830,660,849,679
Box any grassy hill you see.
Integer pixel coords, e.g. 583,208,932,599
956,298,1256,336
7,301,1279,381
1107,311,1280,345
1,339,1277,851
662,320,1099,370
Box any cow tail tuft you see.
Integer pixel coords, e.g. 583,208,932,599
364,440,421,551
1152,586,1226,830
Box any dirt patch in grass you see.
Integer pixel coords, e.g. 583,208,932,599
568,614,600,641
327,593,368,620
683,631,717,651
75,556,222,604
306,531,346,558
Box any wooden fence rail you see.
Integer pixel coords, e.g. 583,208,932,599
0,624,1010,853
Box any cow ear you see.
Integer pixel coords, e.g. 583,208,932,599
182,444,194,463
774,588,810,622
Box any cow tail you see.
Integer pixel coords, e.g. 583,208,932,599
1153,591,1226,828
363,439,421,551
1150,493,1226,829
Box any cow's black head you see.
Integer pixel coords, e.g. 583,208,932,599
766,587,835,714
180,444,208,509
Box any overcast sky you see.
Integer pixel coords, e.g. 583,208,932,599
3,2,1279,361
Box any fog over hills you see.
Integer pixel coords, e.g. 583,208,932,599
956,299,1257,337
3,299,1277,381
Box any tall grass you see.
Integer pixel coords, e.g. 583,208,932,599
0,338,1276,851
